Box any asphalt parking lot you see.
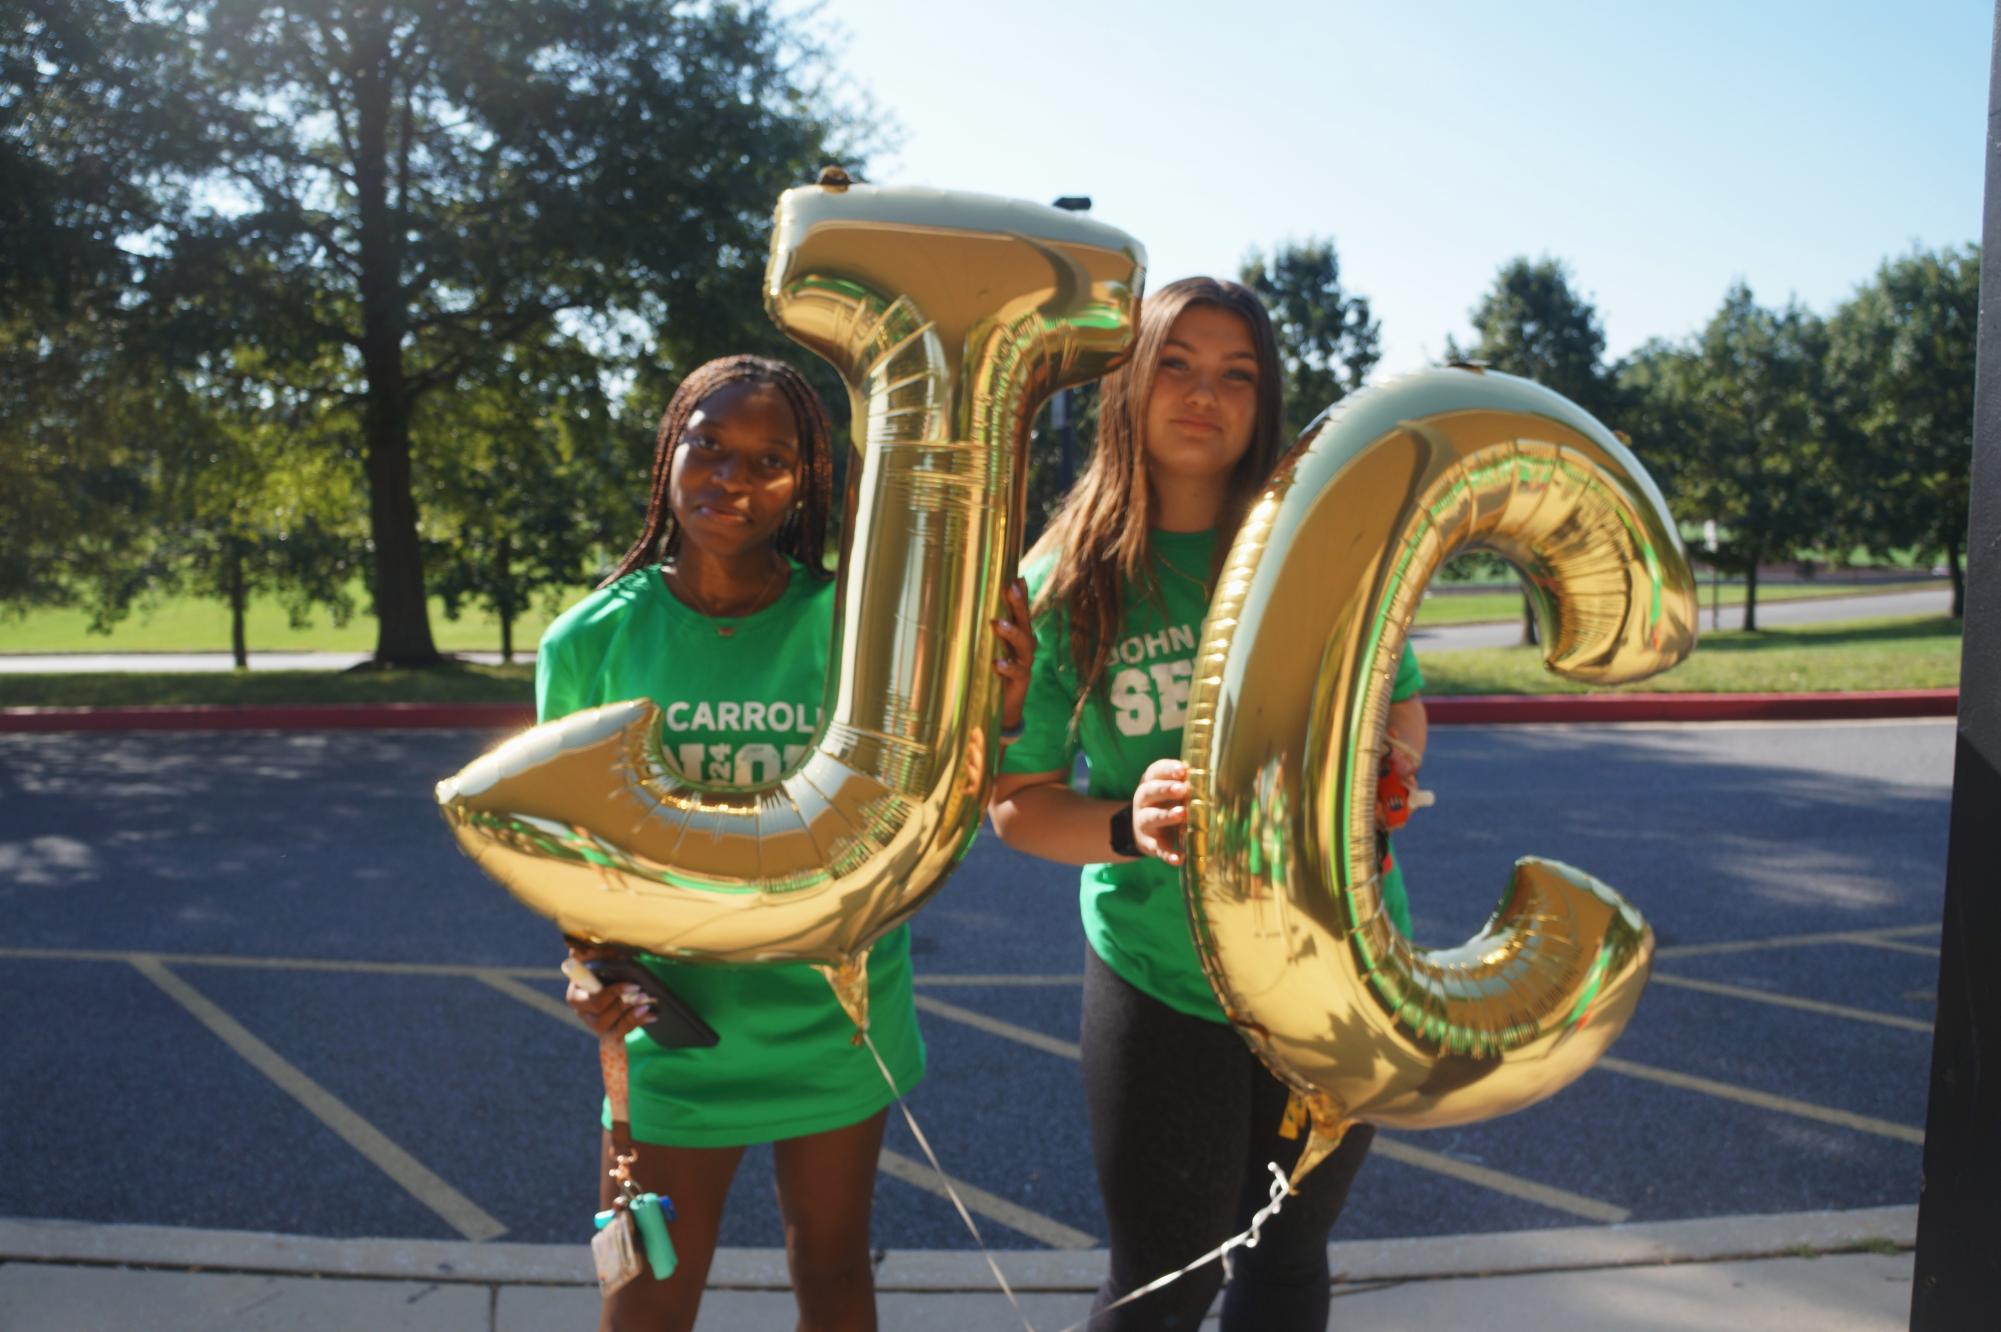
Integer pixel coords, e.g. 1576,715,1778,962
0,718,1950,1252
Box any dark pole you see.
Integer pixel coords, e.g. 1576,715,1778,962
1909,5,2001,1325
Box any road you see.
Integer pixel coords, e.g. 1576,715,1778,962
0,587,1953,673
0,718,1950,1253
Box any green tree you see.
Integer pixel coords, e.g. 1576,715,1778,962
1447,257,1616,417
1664,284,1832,631
421,340,617,661
1241,239,1381,438
1826,245,1979,617
121,0,864,665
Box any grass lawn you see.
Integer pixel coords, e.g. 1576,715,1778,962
0,615,1960,708
1418,615,1963,695
1412,579,1944,627
0,577,1948,651
0,588,570,655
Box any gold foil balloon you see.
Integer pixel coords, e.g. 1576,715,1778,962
437,182,1144,1029
1180,366,1697,1184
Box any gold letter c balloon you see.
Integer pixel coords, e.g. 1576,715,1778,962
1181,367,1698,1184
437,183,1144,1028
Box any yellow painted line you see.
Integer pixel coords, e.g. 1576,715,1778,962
876,1149,1096,1250
129,956,508,1242
477,968,1095,1251
1367,1138,1629,1223
1655,923,1941,960
1596,1057,1925,1144
1651,973,1933,1033
913,974,1084,988
911,995,1630,1223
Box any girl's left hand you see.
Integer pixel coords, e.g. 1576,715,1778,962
993,577,1037,738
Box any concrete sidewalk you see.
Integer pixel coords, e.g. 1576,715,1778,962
0,1206,1916,1330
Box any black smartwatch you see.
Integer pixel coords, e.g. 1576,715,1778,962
1108,805,1141,859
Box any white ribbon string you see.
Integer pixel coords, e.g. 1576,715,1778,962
1049,1162,1293,1332
865,1026,1292,1332
862,1032,1036,1332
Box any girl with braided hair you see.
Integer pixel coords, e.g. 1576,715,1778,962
539,354,1035,1331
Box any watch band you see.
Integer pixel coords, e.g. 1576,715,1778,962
1108,805,1141,859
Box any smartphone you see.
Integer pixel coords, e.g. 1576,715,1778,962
585,957,721,1050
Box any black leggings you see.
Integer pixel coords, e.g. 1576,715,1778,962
1080,947,1375,1331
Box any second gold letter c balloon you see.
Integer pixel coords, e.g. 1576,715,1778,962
436,184,1145,1027
1181,367,1698,1183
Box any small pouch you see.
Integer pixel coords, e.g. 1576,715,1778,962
591,1207,643,1296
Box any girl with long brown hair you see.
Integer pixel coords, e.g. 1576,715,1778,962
990,278,1427,1329
541,353,1035,1332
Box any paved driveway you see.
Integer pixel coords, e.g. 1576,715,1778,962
0,719,1949,1251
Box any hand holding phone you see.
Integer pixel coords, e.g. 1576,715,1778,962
581,956,720,1050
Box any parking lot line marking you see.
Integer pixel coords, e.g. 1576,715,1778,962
471,969,1095,1251
910,995,1631,1223
914,974,1085,987
875,1149,1097,1250
1650,973,1933,1032
1841,937,1940,957
1365,1139,1630,1223
912,995,1083,1059
128,955,509,1242
1654,922,1941,960
1594,1057,1926,1144
474,970,587,1031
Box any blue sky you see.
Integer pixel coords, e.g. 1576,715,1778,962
806,0,1988,372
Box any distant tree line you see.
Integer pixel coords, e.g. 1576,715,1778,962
1,4,1978,664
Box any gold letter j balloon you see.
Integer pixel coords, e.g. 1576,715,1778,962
1181,367,1698,1184
436,183,1143,1028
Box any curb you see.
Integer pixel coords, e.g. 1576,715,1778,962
0,691,1960,733
0,1206,1915,1291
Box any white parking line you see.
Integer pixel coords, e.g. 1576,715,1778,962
911,995,1633,1224
130,956,508,1242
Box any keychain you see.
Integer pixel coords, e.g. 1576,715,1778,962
593,1147,678,1290
576,958,680,1295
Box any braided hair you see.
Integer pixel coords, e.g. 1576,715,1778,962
602,355,837,587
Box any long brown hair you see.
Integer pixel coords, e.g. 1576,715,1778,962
1026,277,1284,711
603,355,836,586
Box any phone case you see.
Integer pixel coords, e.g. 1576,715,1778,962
585,958,721,1049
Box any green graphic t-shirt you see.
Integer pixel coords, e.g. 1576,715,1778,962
536,562,924,1146
1001,529,1423,1022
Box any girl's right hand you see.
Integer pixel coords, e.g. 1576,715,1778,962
563,945,655,1039
1132,757,1191,867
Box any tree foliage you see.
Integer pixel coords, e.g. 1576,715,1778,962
19,0,865,663
1241,238,1380,438
1448,256,1616,419
1628,284,1832,630
1826,245,1979,616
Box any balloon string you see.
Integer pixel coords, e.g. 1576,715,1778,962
861,1033,1036,1332
1049,1162,1292,1332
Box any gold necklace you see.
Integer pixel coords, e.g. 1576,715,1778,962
666,557,788,637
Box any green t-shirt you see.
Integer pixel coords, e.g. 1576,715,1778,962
536,562,925,1147
1001,528,1424,1022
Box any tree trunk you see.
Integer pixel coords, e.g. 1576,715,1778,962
1519,588,1539,646
353,18,439,667
498,533,515,664
1743,560,1760,633
228,542,248,670
1948,533,1965,620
